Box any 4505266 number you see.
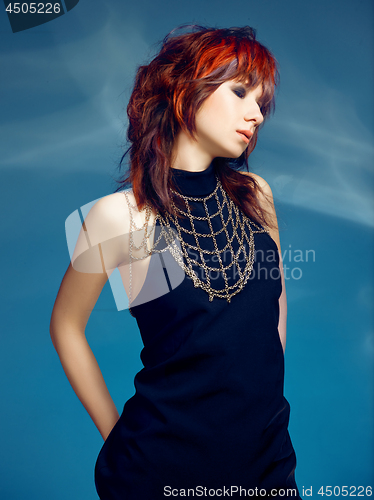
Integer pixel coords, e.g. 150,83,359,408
5,3,61,14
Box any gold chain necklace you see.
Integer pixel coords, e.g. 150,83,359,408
123,178,268,311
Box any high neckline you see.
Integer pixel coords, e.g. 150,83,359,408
171,162,217,197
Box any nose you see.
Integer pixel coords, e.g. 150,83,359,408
244,100,264,127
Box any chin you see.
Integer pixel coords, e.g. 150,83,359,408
226,150,246,159
216,147,244,159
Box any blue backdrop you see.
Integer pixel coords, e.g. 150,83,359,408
1,1,373,498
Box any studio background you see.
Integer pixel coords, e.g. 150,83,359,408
1,1,373,498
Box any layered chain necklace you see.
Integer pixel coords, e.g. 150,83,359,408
124,176,267,309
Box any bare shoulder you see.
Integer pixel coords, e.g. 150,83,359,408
91,189,156,227
82,188,151,239
240,171,273,198
86,190,131,232
72,189,157,271
240,171,280,248
69,191,133,273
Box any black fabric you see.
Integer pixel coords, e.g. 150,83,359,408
95,163,301,499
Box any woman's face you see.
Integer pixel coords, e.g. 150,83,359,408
194,79,264,160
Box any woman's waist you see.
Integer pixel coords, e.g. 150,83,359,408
106,391,292,480
129,365,286,427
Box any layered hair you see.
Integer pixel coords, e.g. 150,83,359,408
115,25,279,227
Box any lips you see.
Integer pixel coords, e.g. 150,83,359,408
236,130,254,144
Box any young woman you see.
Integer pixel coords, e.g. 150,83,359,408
50,25,301,499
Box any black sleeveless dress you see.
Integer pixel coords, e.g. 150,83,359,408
94,163,301,499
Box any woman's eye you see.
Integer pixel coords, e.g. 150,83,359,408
256,100,264,112
233,88,246,99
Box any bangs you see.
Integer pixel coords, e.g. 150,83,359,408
195,36,279,119
235,40,279,117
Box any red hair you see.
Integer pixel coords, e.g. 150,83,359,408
115,25,279,227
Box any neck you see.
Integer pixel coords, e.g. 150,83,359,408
171,128,214,172
171,161,217,197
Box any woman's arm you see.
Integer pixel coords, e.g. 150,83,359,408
50,193,130,440
243,172,287,352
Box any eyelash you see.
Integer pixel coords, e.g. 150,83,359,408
233,86,265,112
233,87,246,99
